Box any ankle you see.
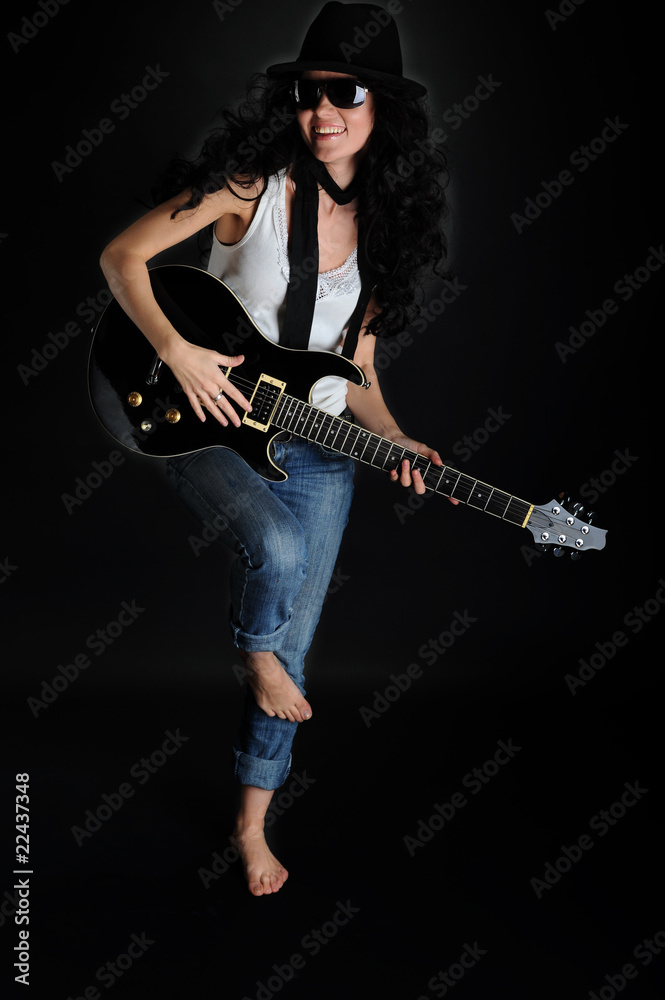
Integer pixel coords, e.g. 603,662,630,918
240,650,280,674
233,820,265,840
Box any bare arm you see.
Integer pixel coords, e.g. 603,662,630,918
99,184,261,427
346,302,457,502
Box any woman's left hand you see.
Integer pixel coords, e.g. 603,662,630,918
387,434,459,504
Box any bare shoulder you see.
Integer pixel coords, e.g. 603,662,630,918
197,175,267,222
101,177,268,263
210,175,268,244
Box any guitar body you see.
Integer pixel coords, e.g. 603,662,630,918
88,265,366,480
88,264,608,554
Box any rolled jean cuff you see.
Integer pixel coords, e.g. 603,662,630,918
233,747,292,791
231,618,292,653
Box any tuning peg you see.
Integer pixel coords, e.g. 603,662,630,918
552,546,565,557
570,551,582,561
586,511,597,524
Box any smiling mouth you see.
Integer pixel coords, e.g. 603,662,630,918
313,126,346,135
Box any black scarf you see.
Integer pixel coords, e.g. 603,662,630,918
280,154,374,359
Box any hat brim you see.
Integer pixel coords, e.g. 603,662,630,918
266,60,427,98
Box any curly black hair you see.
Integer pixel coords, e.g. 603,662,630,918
153,73,450,339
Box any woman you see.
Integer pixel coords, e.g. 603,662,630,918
100,1,452,896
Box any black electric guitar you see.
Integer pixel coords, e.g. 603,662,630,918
88,265,607,556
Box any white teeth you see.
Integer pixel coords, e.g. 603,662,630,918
314,126,345,134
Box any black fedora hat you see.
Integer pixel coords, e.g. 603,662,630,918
266,2,426,97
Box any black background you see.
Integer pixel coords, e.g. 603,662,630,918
4,1,663,997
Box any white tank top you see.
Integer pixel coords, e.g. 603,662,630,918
207,168,361,415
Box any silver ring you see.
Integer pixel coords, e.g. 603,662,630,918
212,391,224,403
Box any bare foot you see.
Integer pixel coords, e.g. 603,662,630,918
239,650,312,723
232,827,289,896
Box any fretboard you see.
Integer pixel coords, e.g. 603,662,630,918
273,392,533,528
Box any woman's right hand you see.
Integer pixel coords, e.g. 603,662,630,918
161,338,253,427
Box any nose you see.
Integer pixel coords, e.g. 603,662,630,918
313,85,335,112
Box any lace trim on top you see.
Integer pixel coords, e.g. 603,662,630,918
274,204,360,300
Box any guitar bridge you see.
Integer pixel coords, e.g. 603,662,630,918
242,373,286,432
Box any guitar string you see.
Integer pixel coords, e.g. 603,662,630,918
216,373,594,541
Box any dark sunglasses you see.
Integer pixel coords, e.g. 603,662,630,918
292,78,369,110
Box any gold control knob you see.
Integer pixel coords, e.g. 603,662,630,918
140,421,153,432
127,392,142,407
165,409,181,424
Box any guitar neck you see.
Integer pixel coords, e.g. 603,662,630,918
273,393,533,529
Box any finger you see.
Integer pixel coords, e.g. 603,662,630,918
213,355,254,413
399,458,413,487
412,468,426,495
187,390,211,424
204,391,239,428
214,353,245,368
204,377,252,424
213,379,253,414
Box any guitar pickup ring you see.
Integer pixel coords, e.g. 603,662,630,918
242,373,286,432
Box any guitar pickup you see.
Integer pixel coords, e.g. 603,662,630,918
243,373,286,432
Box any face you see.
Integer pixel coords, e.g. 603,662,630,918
296,70,375,171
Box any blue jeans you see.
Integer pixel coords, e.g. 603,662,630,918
166,436,355,790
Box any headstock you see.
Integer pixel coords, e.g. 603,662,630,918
526,492,607,558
